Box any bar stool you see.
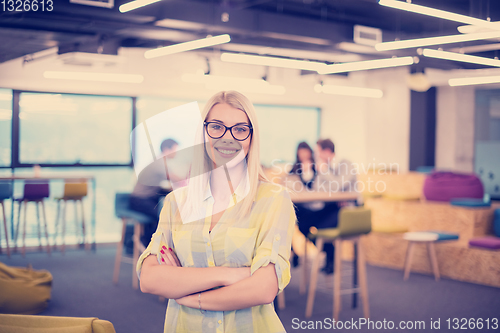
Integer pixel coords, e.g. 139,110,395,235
113,193,155,290
305,207,371,320
403,231,459,282
53,182,88,254
14,182,51,257
0,182,13,258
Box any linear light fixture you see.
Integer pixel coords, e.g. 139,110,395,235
119,0,162,13
448,43,500,54
457,23,500,34
379,0,499,30
422,49,500,68
145,35,231,59
319,56,414,74
220,53,327,72
182,73,286,95
375,30,500,51
43,71,144,83
314,84,383,98
449,76,500,87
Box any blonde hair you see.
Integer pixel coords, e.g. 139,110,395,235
177,91,268,224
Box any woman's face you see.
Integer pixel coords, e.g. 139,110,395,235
297,148,312,163
205,103,252,168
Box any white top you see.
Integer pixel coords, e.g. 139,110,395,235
403,232,439,242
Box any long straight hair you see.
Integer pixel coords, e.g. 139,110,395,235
177,91,268,224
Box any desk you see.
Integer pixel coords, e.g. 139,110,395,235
0,174,96,251
290,190,359,203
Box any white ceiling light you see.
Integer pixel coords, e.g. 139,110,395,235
449,76,500,86
182,73,286,95
318,56,414,74
337,42,380,55
119,0,162,13
422,49,500,68
314,84,383,98
375,31,500,51
155,18,207,31
182,73,268,86
448,43,500,54
58,52,127,67
43,71,144,83
220,53,327,72
145,35,231,59
457,23,500,34
379,0,498,30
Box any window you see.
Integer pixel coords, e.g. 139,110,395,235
255,105,320,166
19,92,133,165
0,88,12,166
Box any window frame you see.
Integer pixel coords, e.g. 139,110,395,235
10,89,136,169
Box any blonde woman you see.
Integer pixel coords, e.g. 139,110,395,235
137,91,296,332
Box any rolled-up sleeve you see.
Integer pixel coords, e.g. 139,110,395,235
250,188,296,294
136,196,173,280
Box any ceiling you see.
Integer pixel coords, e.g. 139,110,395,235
1,0,500,71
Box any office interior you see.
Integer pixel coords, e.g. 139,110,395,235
0,0,500,332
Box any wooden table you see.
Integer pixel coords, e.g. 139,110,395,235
290,190,359,203
0,174,97,251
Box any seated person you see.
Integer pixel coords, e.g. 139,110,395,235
130,138,178,245
293,139,358,274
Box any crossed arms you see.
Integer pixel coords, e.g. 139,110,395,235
139,248,279,311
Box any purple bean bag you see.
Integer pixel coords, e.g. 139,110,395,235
469,237,500,250
423,172,484,202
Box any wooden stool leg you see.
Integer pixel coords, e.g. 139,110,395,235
333,238,342,321
14,201,22,252
113,219,127,285
40,201,51,256
36,201,42,251
1,201,11,258
61,201,67,255
305,237,324,318
74,200,80,245
132,223,143,289
300,237,308,295
22,200,28,258
53,200,61,250
403,241,416,281
427,242,440,281
79,199,87,251
357,238,370,319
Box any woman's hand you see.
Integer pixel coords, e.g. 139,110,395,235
223,267,251,286
159,245,181,267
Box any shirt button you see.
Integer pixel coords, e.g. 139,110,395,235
218,320,222,325
275,235,281,241
207,242,211,246
208,261,214,266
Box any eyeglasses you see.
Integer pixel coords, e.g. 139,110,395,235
204,121,253,141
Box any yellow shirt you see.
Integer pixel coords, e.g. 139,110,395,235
136,181,296,333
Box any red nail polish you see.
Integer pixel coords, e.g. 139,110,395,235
169,248,173,252
161,258,165,262
162,245,167,249
160,250,164,254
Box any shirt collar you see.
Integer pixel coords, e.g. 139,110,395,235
202,171,251,203
203,181,213,202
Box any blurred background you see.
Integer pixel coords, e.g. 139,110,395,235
0,1,500,332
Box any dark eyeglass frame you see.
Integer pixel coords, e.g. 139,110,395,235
204,121,253,141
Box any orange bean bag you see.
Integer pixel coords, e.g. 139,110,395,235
0,262,52,314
